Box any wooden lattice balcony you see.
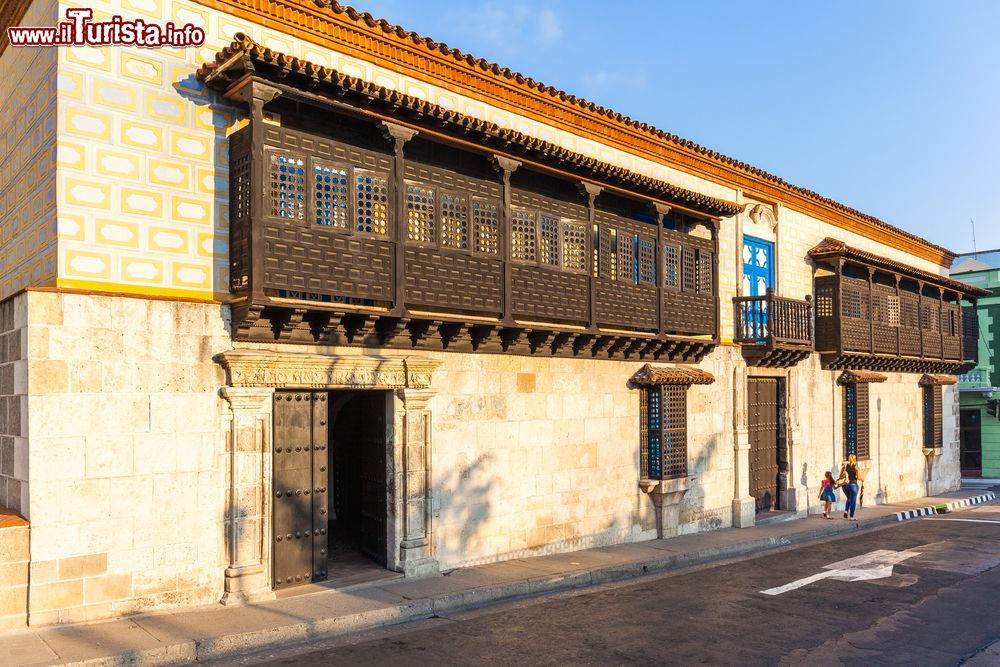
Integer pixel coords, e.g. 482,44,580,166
808,238,988,374
733,291,813,367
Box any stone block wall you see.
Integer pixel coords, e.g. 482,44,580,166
24,291,231,625
0,294,28,513
0,510,29,629
422,345,737,569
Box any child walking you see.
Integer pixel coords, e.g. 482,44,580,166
819,471,838,519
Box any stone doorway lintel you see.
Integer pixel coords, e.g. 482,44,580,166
214,348,442,604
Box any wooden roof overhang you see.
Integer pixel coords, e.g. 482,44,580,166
808,238,991,299
630,364,715,387
918,374,958,386
197,35,743,221
837,370,888,384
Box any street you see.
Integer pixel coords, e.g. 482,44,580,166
210,504,1000,667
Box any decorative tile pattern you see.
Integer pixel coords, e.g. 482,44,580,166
0,0,57,299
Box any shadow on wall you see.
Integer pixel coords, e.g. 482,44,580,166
433,452,496,566
686,434,727,531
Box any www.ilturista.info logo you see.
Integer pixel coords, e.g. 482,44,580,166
7,8,206,47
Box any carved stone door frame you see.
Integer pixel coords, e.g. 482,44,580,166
732,364,805,528
215,349,442,604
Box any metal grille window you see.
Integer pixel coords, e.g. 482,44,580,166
616,232,635,283
637,239,656,285
232,151,251,223
886,295,900,326
406,183,436,244
596,226,612,278
267,153,306,220
354,170,389,235
313,161,349,228
815,290,834,318
681,247,697,292
641,386,688,480
539,214,560,267
696,249,713,295
921,304,940,332
511,209,537,262
923,386,943,448
562,221,587,273
663,244,679,290
440,191,469,250
472,198,499,255
901,297,920,328
842,288,868,319
844,383,870,460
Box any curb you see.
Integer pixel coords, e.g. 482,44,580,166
58,516,899,667
894,491,996,521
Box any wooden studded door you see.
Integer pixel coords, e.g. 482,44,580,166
272,391,329,590
748,377,780,513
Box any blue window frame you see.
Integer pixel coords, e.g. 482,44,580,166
742,236,774,297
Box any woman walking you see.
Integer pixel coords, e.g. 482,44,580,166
838,454,863,521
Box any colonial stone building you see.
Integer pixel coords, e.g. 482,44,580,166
0,0,987,628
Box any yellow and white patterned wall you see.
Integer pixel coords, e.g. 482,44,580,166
0,0,58,300
55,0,234,299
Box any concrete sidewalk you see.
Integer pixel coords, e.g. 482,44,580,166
6,488,996,667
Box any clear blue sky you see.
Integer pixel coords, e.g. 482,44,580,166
351,0,999,254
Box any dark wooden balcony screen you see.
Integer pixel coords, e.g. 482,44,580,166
230,123,720,339
813,273,964,362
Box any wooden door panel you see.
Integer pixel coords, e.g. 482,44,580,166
748,378,779,512
272,391,330,589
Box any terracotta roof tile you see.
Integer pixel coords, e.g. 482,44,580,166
918,374,958,386
838,370,888,384
630,364,715,387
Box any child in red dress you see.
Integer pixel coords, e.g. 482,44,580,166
819,471,838,519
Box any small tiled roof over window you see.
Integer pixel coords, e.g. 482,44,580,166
918,374,958,386
630,364,715,387
837,370,888,384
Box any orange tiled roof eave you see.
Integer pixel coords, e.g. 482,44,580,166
630,364,715,387
808,238,991,297
197,36,744,218
919,374,958,386
189,0,956,267
837,370,888,384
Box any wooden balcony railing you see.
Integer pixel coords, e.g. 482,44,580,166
733,291,813,349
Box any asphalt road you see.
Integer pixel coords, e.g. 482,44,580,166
215,505,1000,667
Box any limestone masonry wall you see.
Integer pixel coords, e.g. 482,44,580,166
24,291,231,625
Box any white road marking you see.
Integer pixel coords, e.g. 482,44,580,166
760,549,921,596
925,518,1000,524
